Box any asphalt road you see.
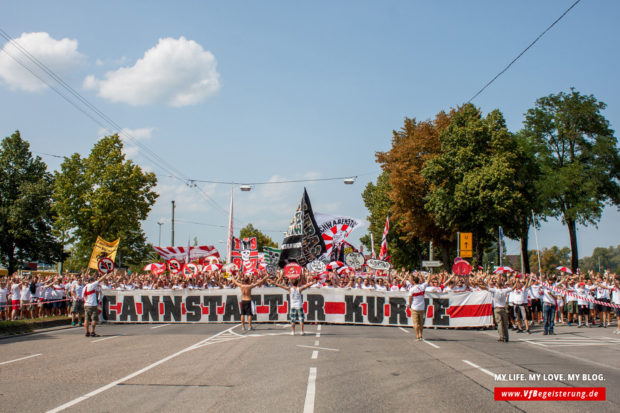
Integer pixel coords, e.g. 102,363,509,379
1,321,618,412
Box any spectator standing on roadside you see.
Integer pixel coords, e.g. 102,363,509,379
408,271,432,341
230,274,268,331
0,280,8,320
70,278,84,327
10,277,21,320
274,276,314,336
479,275,517,343
82,271,111,337
541,277,561,335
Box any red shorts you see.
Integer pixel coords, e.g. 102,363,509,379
12,299,21,311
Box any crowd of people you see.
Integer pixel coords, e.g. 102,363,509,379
1,266,618,340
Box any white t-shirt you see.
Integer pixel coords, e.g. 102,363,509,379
408,282,427,311
375,285,387,292
529,284,542,299
489,287,511,308
290,287,302,309
541,285,557,306
596,284,611,300
53,284,66,299
0,288,8,303
565,285,578,302
512,288,527,305
72,284,84,301
20,285,32,301
612,286,620,305
82,281,100,306
11,283,20,301
574,286,588,306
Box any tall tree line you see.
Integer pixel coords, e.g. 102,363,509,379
364,89,620,272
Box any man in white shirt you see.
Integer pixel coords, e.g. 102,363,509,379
612,276,620,335
408,272,432,341
541,278,561,335
82,271,112,337
595,275,611,327
480,275,517,342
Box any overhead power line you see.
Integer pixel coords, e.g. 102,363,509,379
0,27,230,216
468,0,582,102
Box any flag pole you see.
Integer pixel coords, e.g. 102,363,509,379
226,186,234,264
531,210,542,275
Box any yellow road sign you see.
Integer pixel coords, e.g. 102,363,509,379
460,233,473,258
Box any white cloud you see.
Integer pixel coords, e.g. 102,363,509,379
98,127,156,159
0,32,85,92
84,36,220,106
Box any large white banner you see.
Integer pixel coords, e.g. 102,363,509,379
102,289,492,328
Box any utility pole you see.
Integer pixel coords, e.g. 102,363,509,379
171,200,175,247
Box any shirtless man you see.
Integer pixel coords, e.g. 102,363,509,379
231,274,268,331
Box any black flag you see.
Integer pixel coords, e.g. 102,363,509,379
279,188,326,267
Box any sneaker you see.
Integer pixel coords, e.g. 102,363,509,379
242,326,246,331
79,322,83,327
71,321,76,326
300,331,305,336
250,326,255,331
85,332,90,337
527,330,531,334
517,330,523,333
290,331,295,336
578,324,582,328
91,333,99,337
567,322,572,327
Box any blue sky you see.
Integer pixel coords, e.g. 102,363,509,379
1,1,618,260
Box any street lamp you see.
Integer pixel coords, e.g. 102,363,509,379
157,220,164,246
240,185,252,192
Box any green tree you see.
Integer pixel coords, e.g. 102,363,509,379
523,89,620,271
375,112,455,265
422,104,525,266
239,223,278,252
53,134,158,269
529,246,571,274
0,131,63,274
579,245,620,274
360,171,425,269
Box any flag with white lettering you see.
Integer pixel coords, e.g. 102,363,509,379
278,188,326,267
314,212,363,260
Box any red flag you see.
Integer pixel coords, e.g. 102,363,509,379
379,215,389,260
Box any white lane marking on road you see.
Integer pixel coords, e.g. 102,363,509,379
315,333,320,338
423,340,440,349
317,325,321,331
398,327,410,334
463,360,495,377
303,367,317,413
46,324,241,413
311,350,318,359
150,324,170,329
0,353,42,366
520,339,547,347
314,340,319,346
91,335,119,343
296,345,339,352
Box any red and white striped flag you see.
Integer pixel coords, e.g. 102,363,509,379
379,215,389,260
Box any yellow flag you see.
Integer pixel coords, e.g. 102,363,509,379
88,236,120,269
